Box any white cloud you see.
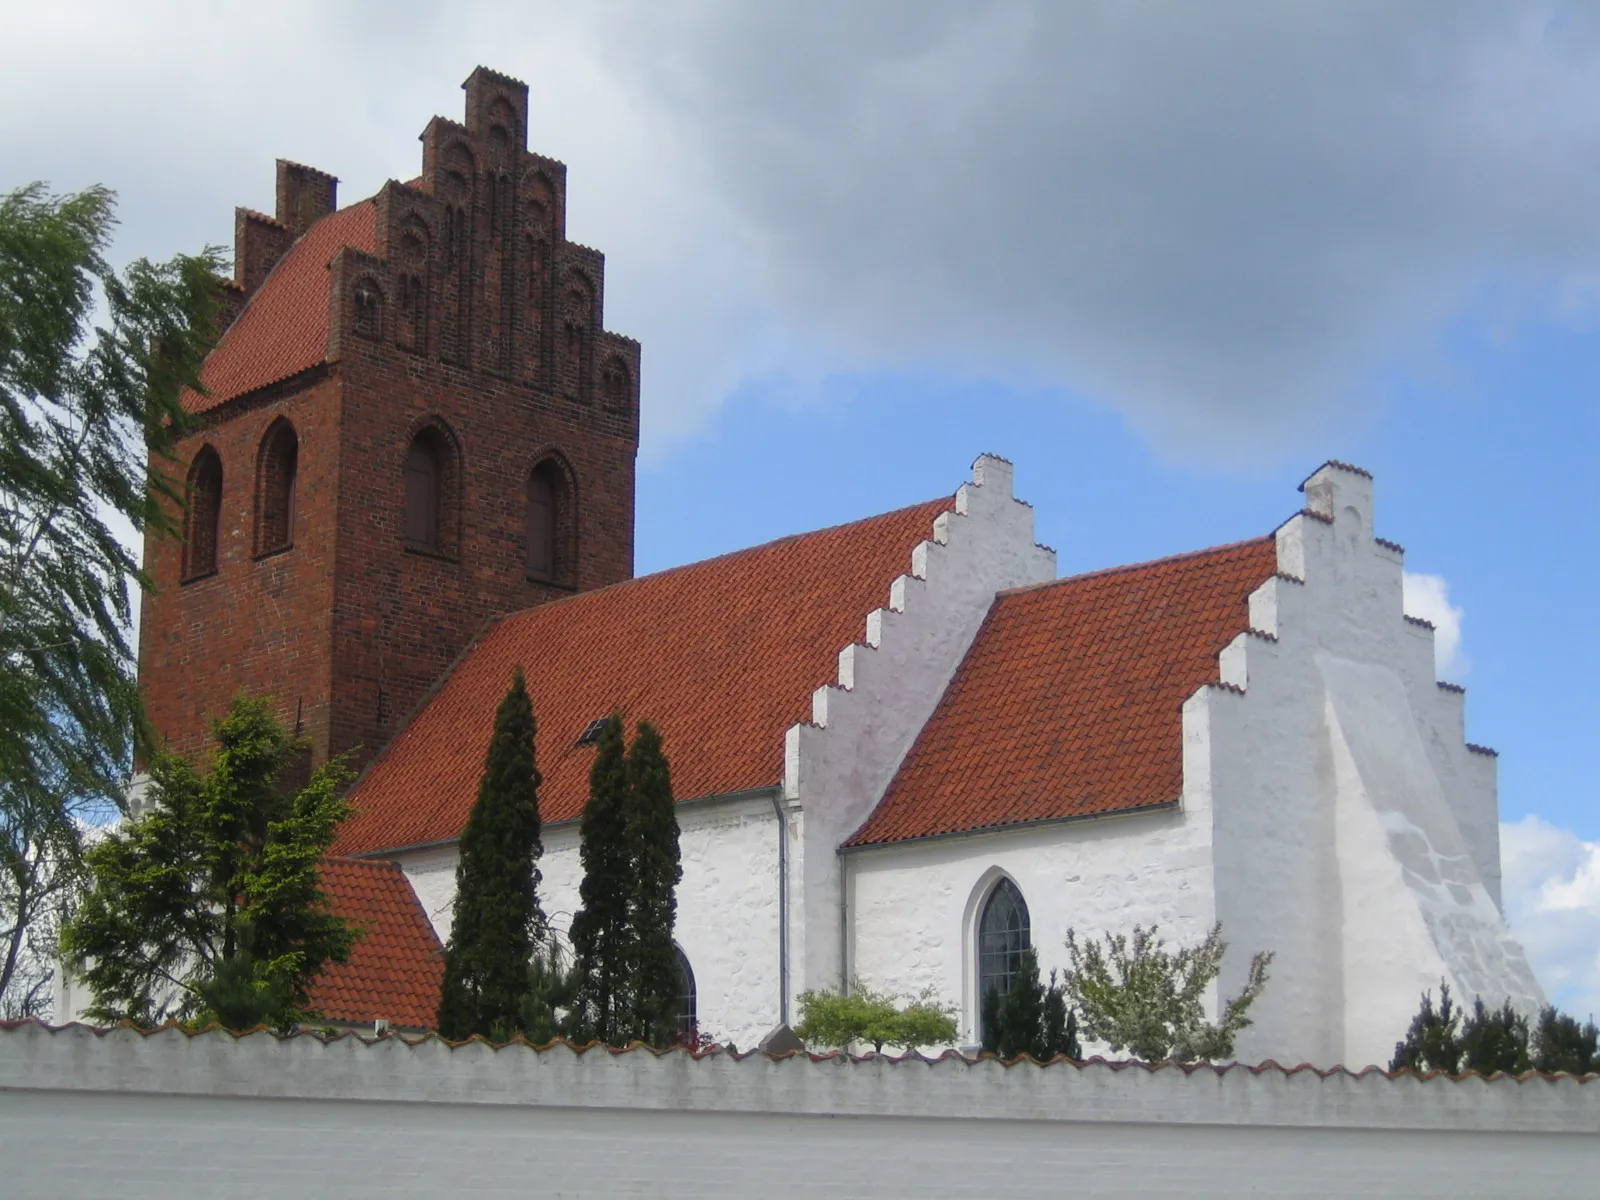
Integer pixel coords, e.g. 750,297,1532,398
1402,571,1466,677
12,2,1600,458
1500,816,1600,1020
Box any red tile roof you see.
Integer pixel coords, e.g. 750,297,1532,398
309,857,442,1029
187,202,378,413
335,498,955,855
848,537,1280,847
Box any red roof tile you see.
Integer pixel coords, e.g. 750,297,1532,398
336,498,955,855
309,857,442,1029
187,202,378,413
848,537,1279,847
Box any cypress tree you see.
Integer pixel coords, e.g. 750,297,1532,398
1390,981,1463,1074
437,669,544,1041
570,713,634,1044
624,721,682,1045
997,947,1047,1059
1459,997,1531,1075
1533,1006,1600,1075
1042,969,1082,1060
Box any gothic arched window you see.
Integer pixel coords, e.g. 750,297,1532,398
255,419,298,556
674,947,697,1038
977,878,1031,1043
404,430,444,551
182,446,223,581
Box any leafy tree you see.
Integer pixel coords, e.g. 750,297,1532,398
437,669,546,1041
981,950,1081,1060
1,182,219,1015
1533,1006,1600,1075
1063,923,1273,1062
1458,996,1531,1076
59,695,353,1031
796,981,958,1053
624,720,681,1045
569,714,634,1043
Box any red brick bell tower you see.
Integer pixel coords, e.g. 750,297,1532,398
138,67,640,775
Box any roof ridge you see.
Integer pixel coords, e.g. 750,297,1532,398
997,533,1276,597
487,495,956,624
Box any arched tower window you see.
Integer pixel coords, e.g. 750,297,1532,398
674,946,698,1038
977,878,1031,1043
255,420,298,556
182,446,223,581
403,428,448,553
526,456,575,585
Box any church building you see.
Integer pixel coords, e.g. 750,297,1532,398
124,69,1542,1069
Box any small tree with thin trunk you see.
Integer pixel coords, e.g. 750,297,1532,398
437,668,545,1041
624,720,681,1045
1063,922,1272,1062
569,714,633,1044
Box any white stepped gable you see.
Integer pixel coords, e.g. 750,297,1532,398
785,454,1056,998
1201,462,1541,1066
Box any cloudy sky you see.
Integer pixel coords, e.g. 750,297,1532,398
4,0,1596,1017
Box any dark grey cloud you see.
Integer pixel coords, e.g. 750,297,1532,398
597,0,1600,451
7,1,1600,457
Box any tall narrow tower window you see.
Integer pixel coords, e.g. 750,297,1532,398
255,420,298,555
182,447,223,581
526,469,555,580
404,433,442,550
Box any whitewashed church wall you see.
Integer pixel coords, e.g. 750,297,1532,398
7,1024,1597,1200
393,790,785,1048
847,799,1217,1049
1205,464,1542,1071
785,455,1057,1000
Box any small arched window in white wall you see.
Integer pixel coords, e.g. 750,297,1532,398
673,946,697,1038
976,877,1031,1044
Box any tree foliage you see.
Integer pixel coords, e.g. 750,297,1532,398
569,714,634,1044
58,695,352,1031
623,720,681,1045
982,948,1081,1061
1,182,219,1015
437,669,546,1041
796,981,958,1053
1532,1006,1600,1075
1062,922,1273,1062
1391,982,1594,1076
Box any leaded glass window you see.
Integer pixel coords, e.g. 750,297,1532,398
977,878,1031,1041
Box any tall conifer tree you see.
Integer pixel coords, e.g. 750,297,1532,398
437,669,544,1041
570,713,633,1043
624,721,681,1045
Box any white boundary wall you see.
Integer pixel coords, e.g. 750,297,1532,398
3,1023,1597,1199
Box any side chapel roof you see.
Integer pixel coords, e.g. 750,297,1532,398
848,537,1280,846
334,498,955,856
185,201,379,414
309,857,443,1030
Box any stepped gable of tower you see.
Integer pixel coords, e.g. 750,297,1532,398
141,67,641,774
